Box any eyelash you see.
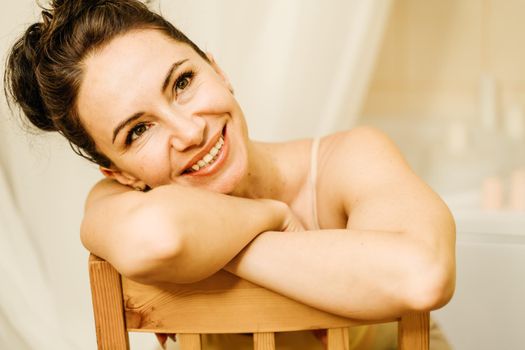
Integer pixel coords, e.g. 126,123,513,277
125,122,151,146
124,70,196,146
173,70,195,96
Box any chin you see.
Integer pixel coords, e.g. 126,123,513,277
175,156,246,195
206,165,247,195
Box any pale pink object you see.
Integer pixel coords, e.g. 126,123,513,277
509,168,525,211
482,176,504,210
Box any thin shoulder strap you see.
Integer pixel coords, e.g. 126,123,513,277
310,138,321,230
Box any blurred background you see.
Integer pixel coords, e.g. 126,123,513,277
1,0,524,349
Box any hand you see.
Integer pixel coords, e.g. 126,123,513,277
259,198,305,232
280,205,306,232
250,198,304,233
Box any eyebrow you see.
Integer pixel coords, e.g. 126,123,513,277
111,59,189,144
112,112,143,144
162,59,188,92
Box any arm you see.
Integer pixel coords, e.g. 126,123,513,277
224,127,456,320
81,179,290,284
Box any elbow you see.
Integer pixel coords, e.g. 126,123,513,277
117,202,184,285
125,240,183,286
404,259,456,312
405,209,456,312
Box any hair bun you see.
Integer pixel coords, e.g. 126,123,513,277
41,1,153,37
4,0,112,133
4,22,56,131
41,0,102,37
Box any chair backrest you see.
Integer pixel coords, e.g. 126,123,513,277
88,254,429,350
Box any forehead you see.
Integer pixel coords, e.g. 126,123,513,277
76,29,198,145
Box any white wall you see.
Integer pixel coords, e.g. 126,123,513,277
434,209,525,350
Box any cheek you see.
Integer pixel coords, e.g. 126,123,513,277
135,142,172,186
193,80,235,114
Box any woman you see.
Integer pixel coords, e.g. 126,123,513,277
4,0,455,349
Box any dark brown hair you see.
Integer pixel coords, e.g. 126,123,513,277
4,0,208,167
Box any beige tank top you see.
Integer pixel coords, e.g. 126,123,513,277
201,137,376,349
309,137,321,230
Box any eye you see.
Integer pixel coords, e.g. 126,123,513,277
173,70,194,96
125,122,151,145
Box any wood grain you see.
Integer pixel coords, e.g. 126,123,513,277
253,332,275,350
121,270,386,334
327,327,349,350
178,334,201,350
88,255,430,350
89,254,129,350
398,311,429,350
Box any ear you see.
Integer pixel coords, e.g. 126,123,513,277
206,52,234,93
99,166,146,191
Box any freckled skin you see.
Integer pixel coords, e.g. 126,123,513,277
79,28,455,329
77,29,250,194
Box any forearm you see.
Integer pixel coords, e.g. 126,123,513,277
145,185,289,283
224,228,455,320
82,181,287,284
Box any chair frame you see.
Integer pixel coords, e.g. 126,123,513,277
89,254,429,350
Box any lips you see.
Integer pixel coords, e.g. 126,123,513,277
185,136,224,173
181,126,227,176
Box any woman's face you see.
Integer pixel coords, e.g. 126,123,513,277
77,29,249,193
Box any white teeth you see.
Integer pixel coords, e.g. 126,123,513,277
186,136,224,173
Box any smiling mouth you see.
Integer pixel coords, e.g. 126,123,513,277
181,126,228,175
183,136,224,174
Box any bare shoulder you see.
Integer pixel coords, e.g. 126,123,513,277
322,126,407,167
319,126,452,230
320,126,412,194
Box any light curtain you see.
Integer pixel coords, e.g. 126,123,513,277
0,1,392,348
0,164,74,349
161,0,392,140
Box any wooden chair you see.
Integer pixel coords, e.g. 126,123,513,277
89,254,429,350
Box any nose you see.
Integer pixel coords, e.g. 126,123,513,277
168,115,206,151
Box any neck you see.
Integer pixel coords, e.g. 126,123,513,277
230,140,309,204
